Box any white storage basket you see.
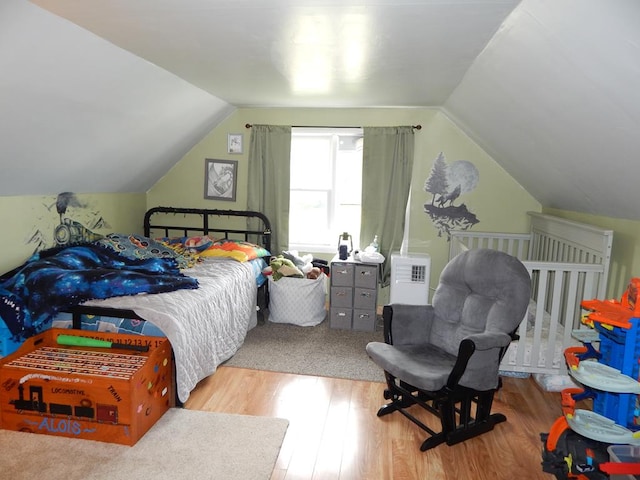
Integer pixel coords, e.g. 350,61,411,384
268,273,327,326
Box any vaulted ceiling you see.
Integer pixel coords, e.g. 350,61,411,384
3,0,639,221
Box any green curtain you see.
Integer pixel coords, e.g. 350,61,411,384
247,124,292,256
361,126,415,286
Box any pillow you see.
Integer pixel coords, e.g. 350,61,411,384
157,235,216,254
200,239,270,262
96,233,198,269
157,236,187,247
183,235,216,253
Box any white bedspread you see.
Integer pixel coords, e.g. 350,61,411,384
82,258,257,403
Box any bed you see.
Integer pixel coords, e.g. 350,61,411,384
449,212,613,385
0,207,272,404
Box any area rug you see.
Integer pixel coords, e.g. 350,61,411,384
0,408,288,480
224,317,386,383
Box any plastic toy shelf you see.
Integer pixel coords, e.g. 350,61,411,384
565,337,640,432
544,283,640,478
566,409,640,446
569,359,640,394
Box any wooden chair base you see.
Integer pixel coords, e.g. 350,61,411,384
378,373,506,451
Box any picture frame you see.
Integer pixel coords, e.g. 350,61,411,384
227,133,243,154
204,159,238,201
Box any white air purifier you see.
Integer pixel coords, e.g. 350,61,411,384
389,252,431,305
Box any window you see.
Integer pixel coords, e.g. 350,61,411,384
289,127,363,253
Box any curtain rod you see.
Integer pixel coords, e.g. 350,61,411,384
244,123,421,130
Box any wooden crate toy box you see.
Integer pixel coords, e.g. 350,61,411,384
0,328,173,445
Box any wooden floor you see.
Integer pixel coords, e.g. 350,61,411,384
184,366,564,480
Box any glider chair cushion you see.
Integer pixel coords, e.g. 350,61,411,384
366,248,531,451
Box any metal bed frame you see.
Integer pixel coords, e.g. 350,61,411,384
68,206,273,328
64,207,272,405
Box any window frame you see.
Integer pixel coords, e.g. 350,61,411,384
288,127,363,254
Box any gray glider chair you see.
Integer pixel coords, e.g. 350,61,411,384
366,249,531,451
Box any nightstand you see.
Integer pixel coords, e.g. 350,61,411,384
329,255,379,331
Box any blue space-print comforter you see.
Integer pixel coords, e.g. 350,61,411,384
0,244,198,341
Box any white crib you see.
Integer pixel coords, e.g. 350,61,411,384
449,212,613,378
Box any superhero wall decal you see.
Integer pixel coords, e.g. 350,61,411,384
423,152,479,240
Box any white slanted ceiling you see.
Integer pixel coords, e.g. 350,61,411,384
2,0,640,221
26,0,519,108
0,0,233,196
444,1,640,220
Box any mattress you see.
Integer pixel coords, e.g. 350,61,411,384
80,257,257,403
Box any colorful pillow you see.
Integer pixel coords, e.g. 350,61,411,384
200,239,270,262
183,235,216,253
157,235,216,254
96,233,198,269
157,236,187,247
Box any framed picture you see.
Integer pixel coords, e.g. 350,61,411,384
227,133,243,154
205,159,238,201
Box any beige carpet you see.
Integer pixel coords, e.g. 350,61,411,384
0,408,288,480
225,317,386,382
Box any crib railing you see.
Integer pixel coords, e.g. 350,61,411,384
450,227,609,306
528,212,612,299
509,261,604,373
450,229,608,374
449,231,531,260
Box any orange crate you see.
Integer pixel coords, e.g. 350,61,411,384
0,328,173,445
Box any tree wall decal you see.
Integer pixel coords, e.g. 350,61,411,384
423,152,479,240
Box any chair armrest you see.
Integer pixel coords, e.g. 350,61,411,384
446,333,512,389
382,304,434,345
463,332,513,351
447,338,476,388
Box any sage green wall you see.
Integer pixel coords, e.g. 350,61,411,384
409,112,541,300
148,108,541,300
0,193,146,274
543,208,640,298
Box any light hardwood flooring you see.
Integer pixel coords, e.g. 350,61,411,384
184,366,566,480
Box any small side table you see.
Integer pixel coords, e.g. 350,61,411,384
329,255,378,331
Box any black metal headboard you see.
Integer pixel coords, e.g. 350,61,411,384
143,206,272,254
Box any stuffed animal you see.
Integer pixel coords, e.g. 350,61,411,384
306,267,322,279
283,250,314,275
266,255,304,281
